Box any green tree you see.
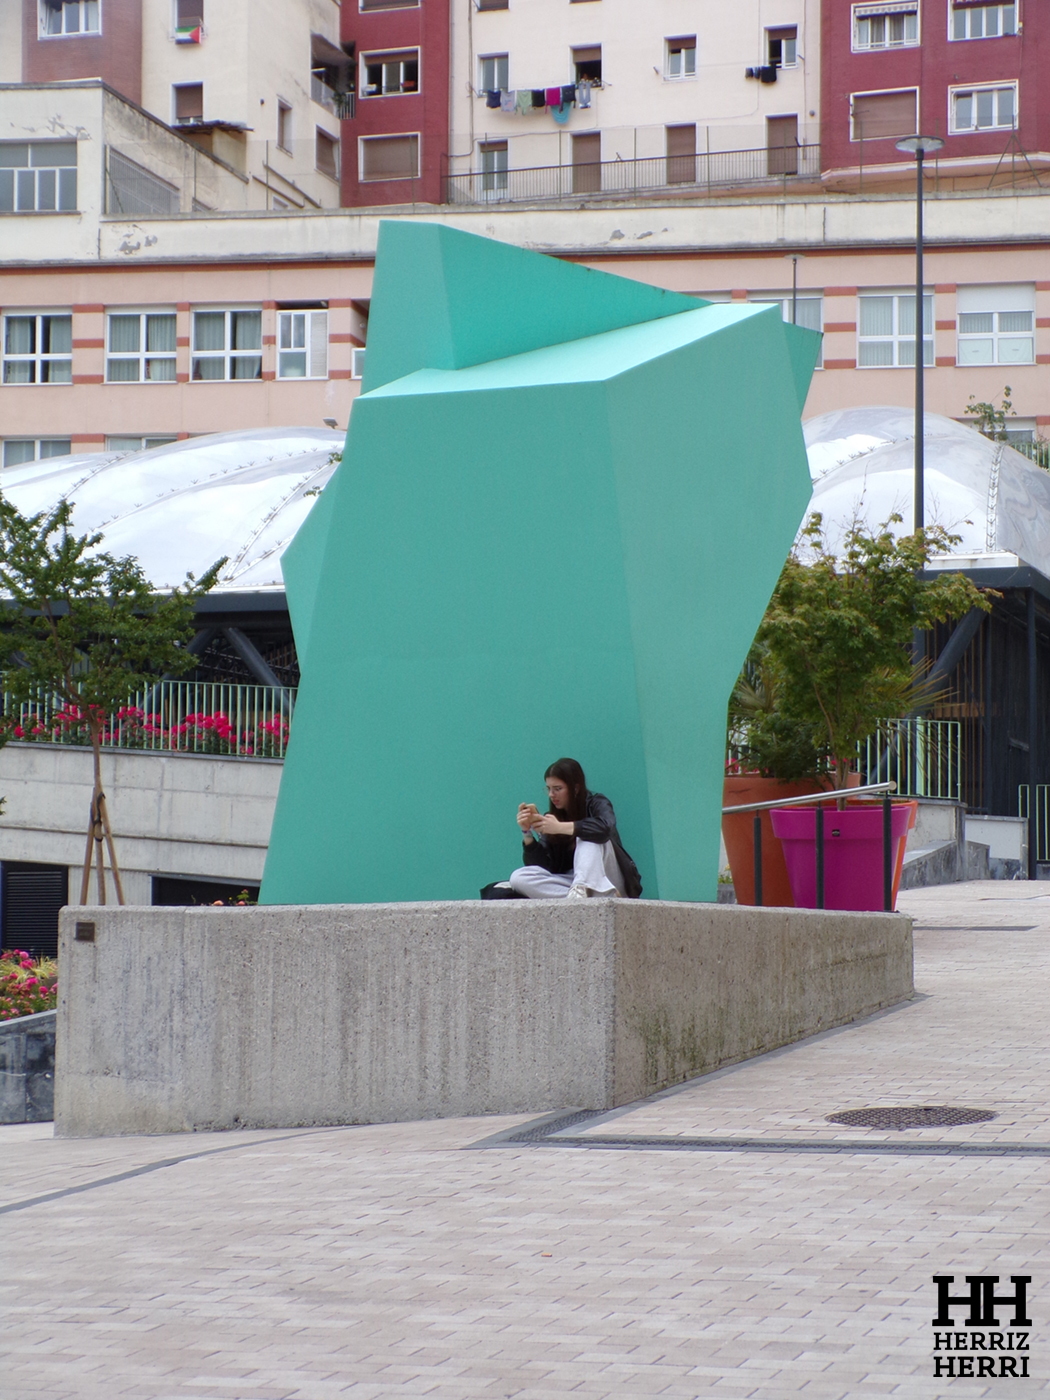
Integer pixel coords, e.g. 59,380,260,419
0,498,223,904
964,385,1014,441
740,514,991,801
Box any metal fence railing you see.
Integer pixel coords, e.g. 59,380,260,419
445,143,822,205
1010,439,1050,471
861,719,962,801
1,680,293,759
1018,785,1050,862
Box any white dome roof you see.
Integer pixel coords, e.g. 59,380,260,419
804,406,1050,575
0,428,343,593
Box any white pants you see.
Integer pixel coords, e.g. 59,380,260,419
508,839,625,899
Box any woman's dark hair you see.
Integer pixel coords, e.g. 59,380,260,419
545,757,588,822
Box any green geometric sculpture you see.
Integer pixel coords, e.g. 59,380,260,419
260,223,820,905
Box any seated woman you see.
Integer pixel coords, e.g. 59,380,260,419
508,757,642,899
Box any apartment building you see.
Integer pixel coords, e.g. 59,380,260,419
822,0,1049,187
1,186,1048,465
4,0,348,210
443,0,822,204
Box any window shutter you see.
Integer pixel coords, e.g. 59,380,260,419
308,310,328,379
852,90,917,139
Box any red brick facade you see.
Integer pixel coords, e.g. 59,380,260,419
340,0,449,207
23,0,143,107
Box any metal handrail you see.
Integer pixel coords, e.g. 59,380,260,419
722,781,897,815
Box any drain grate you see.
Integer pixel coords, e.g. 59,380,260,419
827,1105,997,1131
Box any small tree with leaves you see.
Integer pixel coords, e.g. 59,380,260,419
0,498,223,905
964,385,1014,441
736,514,992,803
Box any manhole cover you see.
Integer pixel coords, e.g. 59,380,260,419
827,1106,997,1131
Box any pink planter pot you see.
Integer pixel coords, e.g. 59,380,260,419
769,804,913,912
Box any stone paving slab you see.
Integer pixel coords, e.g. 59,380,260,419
1,882,1048,1397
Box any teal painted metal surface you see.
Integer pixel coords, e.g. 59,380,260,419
262,223,819,904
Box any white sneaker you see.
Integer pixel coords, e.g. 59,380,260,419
566,883,590,900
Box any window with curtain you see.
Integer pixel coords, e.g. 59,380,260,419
858,293,933,367
39,0,100,36
951,84,1016,132
106,312,177,382
277,309,328,379
951,3,1016,39
2,313,73,384
3,438,73,466
191,310,261,381
850,90,918,141
957,285,1035,365
360,135,419,181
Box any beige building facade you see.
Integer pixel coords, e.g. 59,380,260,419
1,183,1048,461
448,0,821,194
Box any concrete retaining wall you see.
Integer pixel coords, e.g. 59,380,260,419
0,1009,56,1123
55,901,913,1137
0,742,282,903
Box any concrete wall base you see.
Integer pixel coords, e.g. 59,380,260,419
0,1010,56,1123
56,901,914,1137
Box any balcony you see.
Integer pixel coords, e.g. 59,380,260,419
445,144,821,205
311,72,355,120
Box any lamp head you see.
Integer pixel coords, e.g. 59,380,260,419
896,135,945,154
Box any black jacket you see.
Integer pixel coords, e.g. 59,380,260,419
522,791,643,898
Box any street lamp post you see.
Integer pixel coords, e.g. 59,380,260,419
895,136,944,539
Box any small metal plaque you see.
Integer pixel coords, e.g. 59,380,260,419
74,921,96,942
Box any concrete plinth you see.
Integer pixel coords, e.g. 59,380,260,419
55,901,913,1137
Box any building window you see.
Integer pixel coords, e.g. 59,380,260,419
106,312,177,382
191,310,261,381
858,293,932,367
479,141,508,195
360,0,418,8
277,101,292,152
477,0,508,9
572,46,602,84
751,296,823,367
479,54,508,92
316,129,340,179
666,38,696,78
951,83,1016,132
767,27,797,68
352,347,366,379
951,3,1016,39
277,308,328,379
852,3,919,50
39,0,99,36
175,0,202,22
363,50,419,97
360,134,419,181
2,314,72,384
106,436,177,451
3,438,72,467
0,141,77,213
957,286,1035,365
850,89,918,141
173,83,204,122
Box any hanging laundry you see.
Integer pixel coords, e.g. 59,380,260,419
500,90,516,113
561,85,576,107
577,79,592,109
486,89,501,109
515,90,532,115
551,101,572,125
545,86,562,108
531,89,546,108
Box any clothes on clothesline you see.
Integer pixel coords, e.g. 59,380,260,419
544,86,562,108
500,89,516,112
515,90,532,115
486,89,501,108
485,85,587,114
577,79,592,109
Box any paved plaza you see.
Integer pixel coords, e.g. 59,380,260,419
3,882,1049,1398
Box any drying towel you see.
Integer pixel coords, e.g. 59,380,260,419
545,86,562,108
531,89,546,107
551,101,572,125
486,89,501,108
500,89,516,113
515,90,533,114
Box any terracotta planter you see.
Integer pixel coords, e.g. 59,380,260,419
770,801,918,912
722,774,851,907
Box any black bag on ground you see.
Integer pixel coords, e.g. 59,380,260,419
480,881,527,900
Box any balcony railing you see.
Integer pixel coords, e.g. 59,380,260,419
1010,439,1050,470
861,719,962,801
1,680,294,760
1018,785,1050,861
311,74,355,119
445,144,821,205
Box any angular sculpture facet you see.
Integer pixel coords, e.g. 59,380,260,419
261,222,820,905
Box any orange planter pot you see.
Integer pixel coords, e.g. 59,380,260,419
722,773,862,907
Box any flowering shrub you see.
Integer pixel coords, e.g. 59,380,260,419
0,704,290,758
0,950,58,1022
